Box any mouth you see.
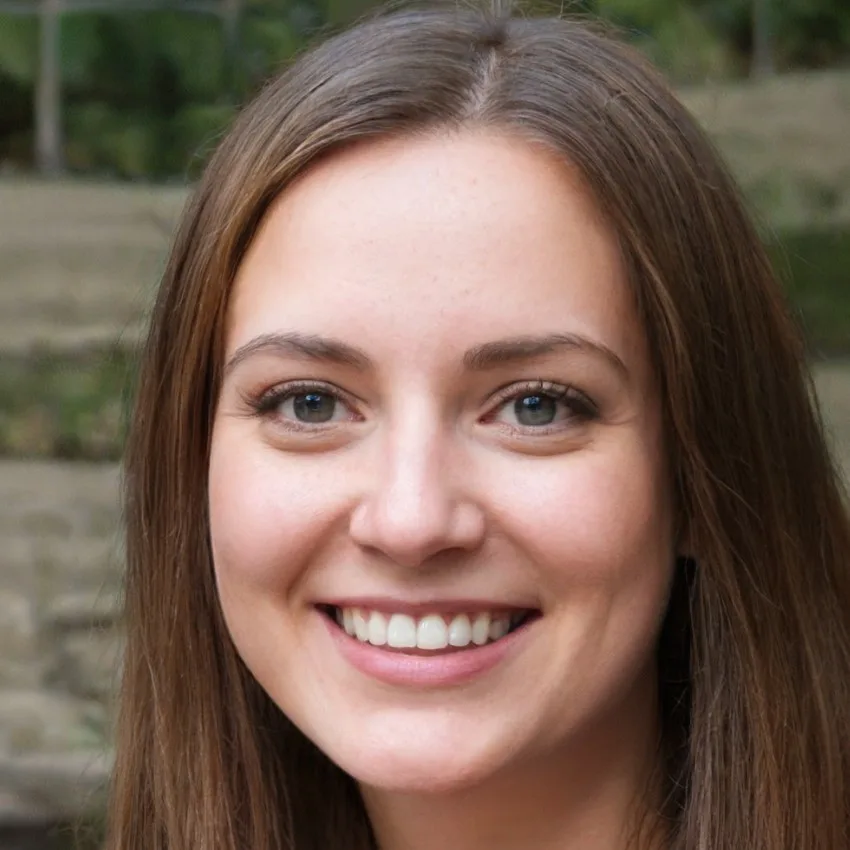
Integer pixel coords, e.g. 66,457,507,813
318,604,541,656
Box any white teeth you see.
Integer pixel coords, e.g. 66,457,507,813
353,609,370,642
471,612,491,646
417,615,449,650
334,607,530,651
448,613,472,647
368,611,388,646
387,613,418,648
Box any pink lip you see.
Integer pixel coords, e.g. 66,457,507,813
320,610,536,688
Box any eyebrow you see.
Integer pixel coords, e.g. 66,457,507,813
224,330,628,378
225,332,371,374
462,333,628,376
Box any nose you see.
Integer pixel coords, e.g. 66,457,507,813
348,419,486,569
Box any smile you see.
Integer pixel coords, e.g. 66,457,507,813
317,603,541,687
328,606,535,652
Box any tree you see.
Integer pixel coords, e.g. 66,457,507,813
751,0,775,76
324,0,379,27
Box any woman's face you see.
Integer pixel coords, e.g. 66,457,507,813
209,131,675,793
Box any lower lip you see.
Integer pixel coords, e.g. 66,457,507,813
321,612,535,688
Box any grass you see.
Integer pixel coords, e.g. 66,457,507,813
682,70,850,230
0,346,134,461
770,228,850,356
0,227,846,462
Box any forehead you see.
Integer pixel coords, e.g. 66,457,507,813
227,131,646,374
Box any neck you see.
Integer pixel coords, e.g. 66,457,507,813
360,671,665,850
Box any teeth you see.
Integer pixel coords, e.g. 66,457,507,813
387,614,417,648
353,609,370,642
448,613,472,647
417,615,449,650
488,617,510,641
368,611,388,646
471,612,491,646
335,607,529,651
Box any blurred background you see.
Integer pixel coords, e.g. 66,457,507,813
0,0,847,847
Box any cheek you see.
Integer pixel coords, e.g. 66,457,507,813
207,434,338,592
486,433,673,587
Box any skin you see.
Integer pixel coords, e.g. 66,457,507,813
209,131,675,850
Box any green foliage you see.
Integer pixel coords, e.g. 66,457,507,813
600,0,736,81
1,0,849,177
596,0,679,31
75,12,226,105
770,227,850,356
0,17,35,154
241,15,301,86
0,346,134,461
0,16,37,84
0,1,327,177
59,14,103,88
324,0,379,27
776,0,850,67
167,102,237,177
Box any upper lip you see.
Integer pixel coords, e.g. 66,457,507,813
317,597,539,616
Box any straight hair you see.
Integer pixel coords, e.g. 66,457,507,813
108,4,850,848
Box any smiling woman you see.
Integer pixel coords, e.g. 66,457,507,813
107,3,850,850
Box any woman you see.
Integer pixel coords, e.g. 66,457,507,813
107,3,850,849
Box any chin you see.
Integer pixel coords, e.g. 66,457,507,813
324,729,507,794
350,758,495,795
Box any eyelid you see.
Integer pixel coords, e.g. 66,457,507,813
486,380,597,413
248,379,362,420
243,378,598,430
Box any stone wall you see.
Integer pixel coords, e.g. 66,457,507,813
0,182,183,841
0,463,119,830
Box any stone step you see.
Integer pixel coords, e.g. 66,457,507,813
0,750,111,825
0,463,122,694
0,462,120,828
0,182,185,356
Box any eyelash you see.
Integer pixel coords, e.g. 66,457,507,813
247,380,359,424
486,380,599,431
245,379,599,434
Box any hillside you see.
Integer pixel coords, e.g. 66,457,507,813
680,70,850,229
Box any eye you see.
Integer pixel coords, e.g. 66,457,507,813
488,382,597,431
284,391,343,423
250,382,357,427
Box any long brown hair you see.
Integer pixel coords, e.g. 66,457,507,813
108,3,850,848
